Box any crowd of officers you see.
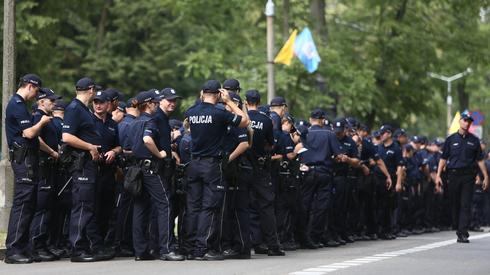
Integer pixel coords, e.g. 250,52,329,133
3,74,489,264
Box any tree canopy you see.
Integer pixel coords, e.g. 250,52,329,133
2,0,489,138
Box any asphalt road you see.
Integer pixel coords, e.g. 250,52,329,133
1,230,489,275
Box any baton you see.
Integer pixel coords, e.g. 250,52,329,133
57,176,72,197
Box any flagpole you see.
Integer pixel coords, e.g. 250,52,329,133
265,0,275,103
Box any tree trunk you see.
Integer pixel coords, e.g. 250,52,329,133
310,0,328,44
96,0,113,52
282,0,290,40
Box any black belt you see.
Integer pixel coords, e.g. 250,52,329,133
447,168,476,175
191,155,218,161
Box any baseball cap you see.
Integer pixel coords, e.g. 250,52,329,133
310,108,326,119
136,90,159,105
169,119,183,130
372,130,381,138
76,77,98,91
21,74,42,87
295,119,311,128
160,87,182,100
223,79,240,91
270,96,287,107
460,110,474,122
258,105,270,116
433,138,445,146
394,128,407,138
202,80,221,93
229,91,242,106
345,117,359,129
411,135,422,143
93,90,110,102
245,89,261,103
37,87,61,101
116,102,126,112
379,124,393,134
53,100,67,111
332,118,346,133
104,88,121,101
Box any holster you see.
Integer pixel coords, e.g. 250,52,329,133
11,142,28,164
72,151,88,172
174,164,187,196
161,157,176,179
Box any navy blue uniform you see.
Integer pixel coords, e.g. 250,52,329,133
62,98,103,255
358,138,381,236
29,109,59,251
375,141,404,237
52,117,63,146
154,108,172,155
183,102,241,257
129,112,174,256
331,135,359,241
221,126,251,255
246,110,283,251
92,114,120,244
298,125,341,245
113,113,136,254
274,131,298,247
4,94,40,257
441,132,483,238
118,114,136,151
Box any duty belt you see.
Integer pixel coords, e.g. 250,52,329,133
447,168,476,175
191,155,218,161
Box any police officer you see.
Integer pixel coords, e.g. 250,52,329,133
152,87,182,252
62,77,111,262
374,124,404,240
112,97,140,257
275,114,299,250
295,109,335,248
49,100,72,257
183,80,249,260
4,74,51,264
92,91,122,246
29,88,62,262
330,118,360,244
435,111,489,243
356,123,392,240
221,92,253,259
128,90,184,261
245,89,284,256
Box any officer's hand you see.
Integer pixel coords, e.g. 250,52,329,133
361,165,370,176
40,115,52,125
395,183,402,193
50,150,59,159
483,177,489,191
104,150,116,164
434,175,443,193
219,89,231,103
385,177,393,189
171,129,181,141
159,150,167,159
89,145,101,161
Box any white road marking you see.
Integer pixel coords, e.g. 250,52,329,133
289,232,490,275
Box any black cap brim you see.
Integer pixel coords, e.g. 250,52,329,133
164,95,182,100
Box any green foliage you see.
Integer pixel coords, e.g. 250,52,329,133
2,0,489,137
